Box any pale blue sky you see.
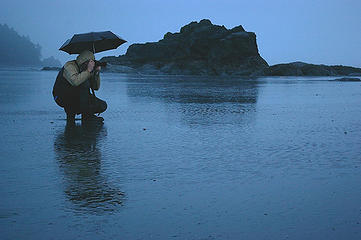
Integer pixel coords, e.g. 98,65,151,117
1,0,360,67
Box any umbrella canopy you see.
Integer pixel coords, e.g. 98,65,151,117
59,31,126,54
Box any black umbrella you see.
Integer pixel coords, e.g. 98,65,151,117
59,31,126,54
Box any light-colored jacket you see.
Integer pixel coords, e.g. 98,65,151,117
63,50,100,90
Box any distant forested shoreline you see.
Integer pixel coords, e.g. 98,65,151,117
0,24,61,67
0,24,42,66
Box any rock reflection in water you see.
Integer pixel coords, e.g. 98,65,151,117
126,76,259,125
54,123,124,214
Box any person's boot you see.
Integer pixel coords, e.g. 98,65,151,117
81,114,104,124
66,113,75,124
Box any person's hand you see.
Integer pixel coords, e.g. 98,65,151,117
87,60,95,72
96,66,101,72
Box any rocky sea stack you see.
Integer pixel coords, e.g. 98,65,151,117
102,19,268,75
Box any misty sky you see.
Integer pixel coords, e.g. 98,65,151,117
1,0,360,67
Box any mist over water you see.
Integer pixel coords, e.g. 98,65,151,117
0,70,361,239
1,1,361,67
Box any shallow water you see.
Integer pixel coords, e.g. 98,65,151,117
0,70,360,239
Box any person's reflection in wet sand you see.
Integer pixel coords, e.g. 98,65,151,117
54,122,124,214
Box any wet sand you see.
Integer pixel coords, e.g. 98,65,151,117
0,69,360,239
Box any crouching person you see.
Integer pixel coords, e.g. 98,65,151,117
52,50,107,124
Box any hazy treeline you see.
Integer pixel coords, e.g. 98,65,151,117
0,24,42,66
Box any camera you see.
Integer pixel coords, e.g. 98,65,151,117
80,60,107,72
94,60,107,68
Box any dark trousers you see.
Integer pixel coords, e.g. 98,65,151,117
64,88,107,116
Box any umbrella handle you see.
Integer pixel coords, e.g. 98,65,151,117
91,42,96,96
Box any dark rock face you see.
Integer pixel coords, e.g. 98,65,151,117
102,19,268,75
259,62,361,76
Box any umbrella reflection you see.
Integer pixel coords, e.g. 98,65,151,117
54,123,124,214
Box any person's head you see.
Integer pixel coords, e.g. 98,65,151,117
76,50,95,69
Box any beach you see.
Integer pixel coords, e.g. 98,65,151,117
1,69,360,239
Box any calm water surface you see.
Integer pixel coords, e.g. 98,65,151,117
0,69,360,239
